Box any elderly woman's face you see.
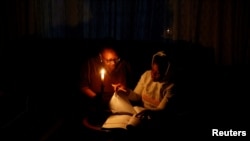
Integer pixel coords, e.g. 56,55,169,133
101,48,120,72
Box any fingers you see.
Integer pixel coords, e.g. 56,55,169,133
111,83,120,87
118,87,127,92
135,111,145,118
135,110,152,120
111,83,120,92
112,83,127,92
135,113,147,120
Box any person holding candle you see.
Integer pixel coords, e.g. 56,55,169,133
80,43,133,116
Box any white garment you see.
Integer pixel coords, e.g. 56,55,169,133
128,70,174,111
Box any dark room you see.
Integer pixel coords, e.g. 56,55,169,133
0,0,249,140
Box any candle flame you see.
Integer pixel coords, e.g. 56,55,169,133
100,68,106,81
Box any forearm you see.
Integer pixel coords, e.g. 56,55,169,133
155,83,174,111
128,89,141,102
81,86,96,98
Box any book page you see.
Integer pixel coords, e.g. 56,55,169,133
102,93,146,130
133,106,145,113
109,92,136,115
102,114,132,129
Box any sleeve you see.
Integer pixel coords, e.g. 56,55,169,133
144,83,175,112
155,83,174,111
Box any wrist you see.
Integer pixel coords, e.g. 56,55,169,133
89,93,97,99
117,89,130,96
125,89,131,95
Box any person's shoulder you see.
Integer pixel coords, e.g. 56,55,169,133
144,70,151,73
142,70,151,76
138,70,151,82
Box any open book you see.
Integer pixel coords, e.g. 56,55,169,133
101,91,145,130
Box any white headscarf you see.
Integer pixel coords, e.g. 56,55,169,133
151,51,171,78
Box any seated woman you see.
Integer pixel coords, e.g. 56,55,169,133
113,51,177,130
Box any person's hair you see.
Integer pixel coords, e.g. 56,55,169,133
99,46,117,54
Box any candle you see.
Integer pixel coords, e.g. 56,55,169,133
100,68,106,82
100,68,106,94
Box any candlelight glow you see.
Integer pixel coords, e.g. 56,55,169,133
100,68,106,81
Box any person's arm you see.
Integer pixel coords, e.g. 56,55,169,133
136,83,175,118
80,59,97,99
154,83,174,111
81,86,96,98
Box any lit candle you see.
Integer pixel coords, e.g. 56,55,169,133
100,68,106,94
100,68,106,82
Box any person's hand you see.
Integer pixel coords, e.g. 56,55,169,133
135,109,152,120
111,83,128,93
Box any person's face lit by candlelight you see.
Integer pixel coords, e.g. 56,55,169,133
99,47,120,72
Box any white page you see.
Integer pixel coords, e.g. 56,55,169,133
109,92,136,114
102,114,131,129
